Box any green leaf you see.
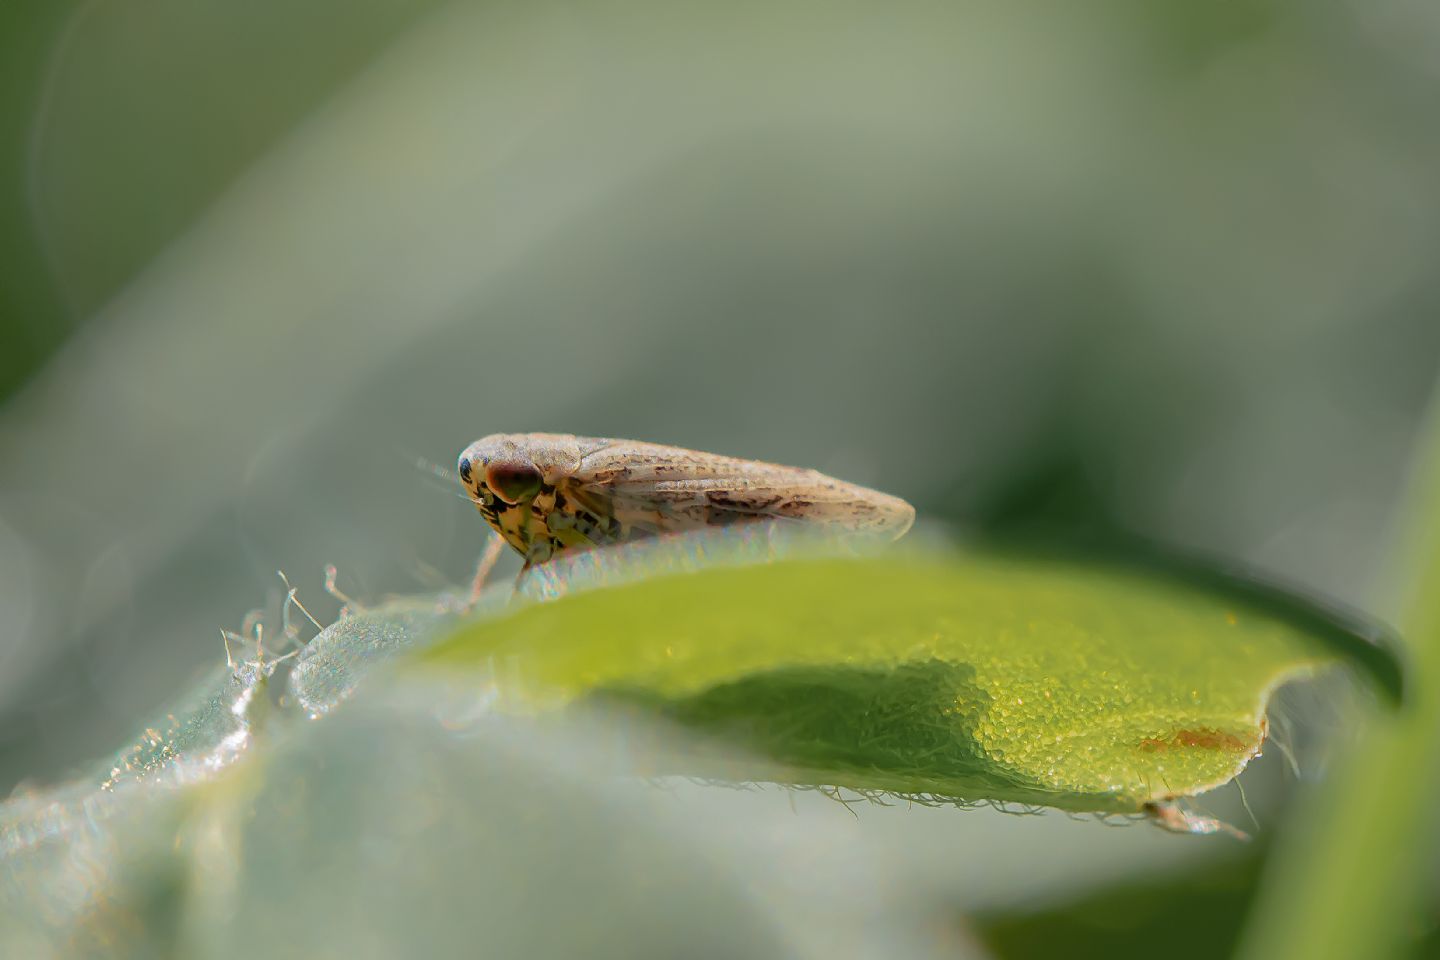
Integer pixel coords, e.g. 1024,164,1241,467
415,544,1392,814
0,660,274,954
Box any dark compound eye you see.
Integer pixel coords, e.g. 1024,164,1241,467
486,459,543,504
457,457,473,484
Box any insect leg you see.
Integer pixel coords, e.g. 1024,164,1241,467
468,531,508,604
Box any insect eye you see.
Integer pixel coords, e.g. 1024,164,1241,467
486,460,543,504
457,457,474,484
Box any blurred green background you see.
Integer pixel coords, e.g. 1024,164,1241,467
2,0,1439,956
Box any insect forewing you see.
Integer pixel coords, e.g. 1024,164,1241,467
567,441,914,537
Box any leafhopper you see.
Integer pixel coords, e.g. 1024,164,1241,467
457,433,914,586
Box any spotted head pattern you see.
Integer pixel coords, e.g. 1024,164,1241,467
458,432,915,568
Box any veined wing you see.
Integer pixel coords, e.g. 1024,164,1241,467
563,440,914,538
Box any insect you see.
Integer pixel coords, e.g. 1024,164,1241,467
457,433,915,591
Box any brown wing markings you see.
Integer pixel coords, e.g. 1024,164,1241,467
601,482,905,532
562,439,914,539
574,440,810,486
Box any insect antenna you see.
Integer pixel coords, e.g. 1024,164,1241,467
394,447,492,506
398,446,459,482
416,473,481,503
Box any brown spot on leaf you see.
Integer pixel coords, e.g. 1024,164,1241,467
1139,728,1254,753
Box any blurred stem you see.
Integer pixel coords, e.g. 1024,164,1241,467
1237,392,1440,960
